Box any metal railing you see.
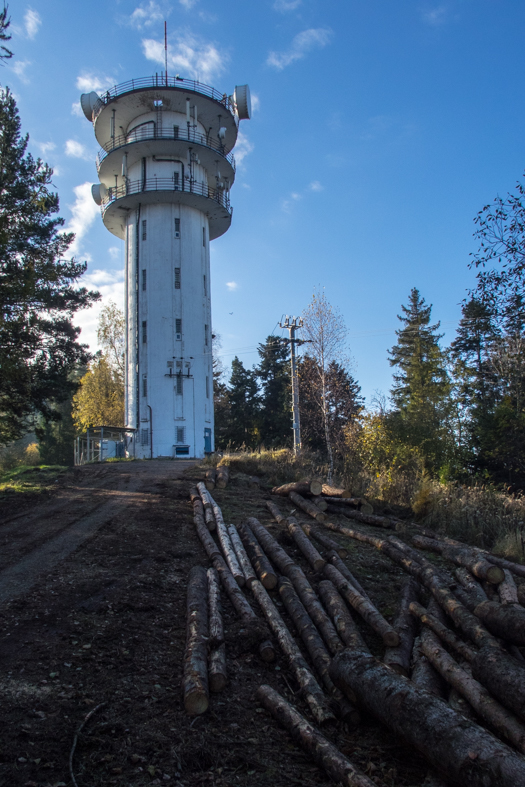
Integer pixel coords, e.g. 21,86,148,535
101,177,232,214
92,75,237,124
96,124,236,170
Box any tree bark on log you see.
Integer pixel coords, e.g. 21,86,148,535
409,601,476,663
287,519,326,572
454,568,488,609
300,521,348,558
318,580,367,652
246,517,296,575
196,482,217,531
411,635,447,699
322,496,363,507
209,643,227,692
330,649,525,787
471,643,525,722
266,499,288,524
420,530,525,581
327,507,401,530
249,579,335,726
207,567,224,647
321,484,353,498
204,491,244,586
204,468,216,491
272,480,322,497
518,584,525,608
256,685,374,787
182,566,209,715
278,576,359,726
238,521,278,590
326,552,370,600
289,491,327,523
474,600,525,645
383,577,419,676
216,465,229,489
448,685,478,721
228,525,256,586
499,569,519,605
323,563,399,647
412,535,504,585
420,628,525,753
312,496,328,512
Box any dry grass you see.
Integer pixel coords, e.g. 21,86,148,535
206,448,328,488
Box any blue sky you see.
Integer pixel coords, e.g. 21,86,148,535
7,0,525,404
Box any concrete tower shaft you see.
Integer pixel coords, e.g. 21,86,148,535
81,76,251,458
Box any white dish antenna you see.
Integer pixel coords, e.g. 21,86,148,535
80,91,101,121
91,183,107,206
234,85,251,120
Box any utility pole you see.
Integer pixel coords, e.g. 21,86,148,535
280,315,305,455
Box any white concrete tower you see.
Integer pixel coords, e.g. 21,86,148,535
80,76,251,459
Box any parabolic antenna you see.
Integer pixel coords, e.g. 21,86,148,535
234,85,251,120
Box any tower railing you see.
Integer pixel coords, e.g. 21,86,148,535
96,124,236,170
101,177,232,214
92,75,238,125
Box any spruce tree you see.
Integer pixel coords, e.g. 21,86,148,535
0,87,99,443
256,335,291,447
224,357,259,449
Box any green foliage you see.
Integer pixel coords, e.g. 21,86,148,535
0,87,99,444
72,354,125,431
256,335,291,447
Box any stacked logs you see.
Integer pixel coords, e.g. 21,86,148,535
269,480,381,529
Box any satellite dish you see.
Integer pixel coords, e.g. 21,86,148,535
80,91,101,122
91,183,107,206
234,85,251,120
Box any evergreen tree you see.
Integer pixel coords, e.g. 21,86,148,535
388,288,451,471
256,335,291,447
225,357,259,448
0,87,99,444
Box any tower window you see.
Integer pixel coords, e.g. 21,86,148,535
142,321,147,343
176,318,182,337
176,426,185,443
204,324,209,346
142,219,147,240
142,269,146,291
206,375,210,399
175,268,181,289
141,428,149,445
142,375,147,397
176,374,183,395
203,275,207,296
174,125,179,139
174,218,180,238
202,227,206,247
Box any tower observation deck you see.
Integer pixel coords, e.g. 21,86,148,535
80,75,251,459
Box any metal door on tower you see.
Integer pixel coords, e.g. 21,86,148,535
204,428,212,454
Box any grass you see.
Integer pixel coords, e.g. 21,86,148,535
206,448,328,488
0,464,68,500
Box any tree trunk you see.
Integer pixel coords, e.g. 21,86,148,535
205,468,216,491
409,601,476,663
424,531,525,582
272,480,322,497
196,482,217,531
321,484,352,498
411,635,447,699
318,580,367,653
326,551,370,600
311,495,328,511
474,600,525,645
420,629,525,753
300,521,348,558
471,643,525,722
204,492,244,586
289,491,327,523
383,578,419,676
328,506,401,530
278,577,359,725
182,566,209,715
237,521,278,589
207,567,224,647
323,563,399,647
228,525,256,586
412,535,504,585
256,685,374,787
266,499,288,524
454,567,488,609
216,465,229,488
499,569,519,605
323,496,366,507
448,685,478,721
330,648,525,787
287,519,326,572
245,516,296,575
209,643,227,692
249,579,335,726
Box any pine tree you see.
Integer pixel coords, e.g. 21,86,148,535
256,335,291,447
0,87,99,443
223,357,259,449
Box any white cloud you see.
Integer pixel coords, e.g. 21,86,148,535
75,72,116,93
109,246,121,260
234,130,254,167
71,102,85,118
65,139,92,161
74,269,125,353
281,181,323,212
12,60,31,84
309,180,323,192
274,0,302,11
251,93,260,114
226,281,238,291
142,31,228,82
267,28,332,70
36,141,56,157
64,182,100,258
422,5,448,26
127,1,166,29
180,0,199,7
24,8,41,39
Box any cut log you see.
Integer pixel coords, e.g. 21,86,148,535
499,569,519,605
330,648,525,787
238,521,278,590
209,643,227,692
420,530,525,582
471,643,525,722
190,491,206,532
287,519,326,572
323,563,399,647
300,521,348,558
289,491,327,523
228,525,256,586
207,567,224,647
421,628,525,753
278,576,359,725
474,600,525,645
196,482,217,531
182,566,209,715
266,499,288,524
412,535,505,585
454,567,488,610
204,467,216,491
272,480,322,497
204,492,244,586
312,495,328,512
448,685,478,721
256,685,373,787
249,579,335,726
323,496,362,507
216,465,229,488
383,578,419,676
409,601,476,663
518,584,525,608
318,580,367,652
245,517,296,575
327,507,400,530
321,484,353,498
411,634,447,699
326,552,370,600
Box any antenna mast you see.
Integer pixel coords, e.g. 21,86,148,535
164,21,168,85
